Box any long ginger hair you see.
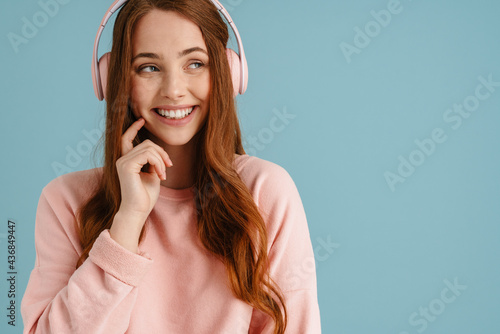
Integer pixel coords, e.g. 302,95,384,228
76,0,287,332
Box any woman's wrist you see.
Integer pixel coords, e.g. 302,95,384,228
109,211,147,253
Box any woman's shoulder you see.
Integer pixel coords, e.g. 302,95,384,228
233,154,298,200
232,155,307,240
234,153,290,179
42,167,103,206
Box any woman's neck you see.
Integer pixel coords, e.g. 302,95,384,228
159,138,198,190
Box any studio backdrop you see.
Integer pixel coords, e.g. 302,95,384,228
1,0,499,333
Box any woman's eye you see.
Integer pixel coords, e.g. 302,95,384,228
139,65,159,73
188,62,204,70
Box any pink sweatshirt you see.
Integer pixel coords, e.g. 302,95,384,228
21,154,321,333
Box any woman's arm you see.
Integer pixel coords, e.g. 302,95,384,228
22,117,171,333
21,175,153,334
244,159,322,333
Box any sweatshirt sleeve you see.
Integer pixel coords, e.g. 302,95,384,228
245,160,322,333
21,175,153,334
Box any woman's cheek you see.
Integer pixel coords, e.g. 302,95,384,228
192,73,211,101
129,86,140,112
130,79,151,108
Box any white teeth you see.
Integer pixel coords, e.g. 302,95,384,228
157,107,195,120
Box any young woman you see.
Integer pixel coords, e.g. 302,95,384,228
21,0,321,333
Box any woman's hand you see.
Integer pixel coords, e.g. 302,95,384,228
109,118,173,252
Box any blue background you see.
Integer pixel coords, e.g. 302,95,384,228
1,0,499,333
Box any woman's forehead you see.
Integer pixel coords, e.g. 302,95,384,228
132,9,206,54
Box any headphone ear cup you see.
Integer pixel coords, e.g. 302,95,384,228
98,52,111,101
226,48,241,97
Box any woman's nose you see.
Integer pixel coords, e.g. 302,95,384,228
160,70,186,100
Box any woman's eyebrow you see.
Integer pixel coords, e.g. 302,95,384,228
132,52,159,62
178,46,208,58
132,47,207,62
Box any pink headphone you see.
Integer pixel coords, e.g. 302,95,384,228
91,0,248,101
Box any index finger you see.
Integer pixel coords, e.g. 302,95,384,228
121,118,146,156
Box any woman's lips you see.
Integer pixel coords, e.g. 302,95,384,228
154,104,194,109
152,105,198,126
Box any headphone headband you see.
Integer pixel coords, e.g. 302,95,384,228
91,0,248,101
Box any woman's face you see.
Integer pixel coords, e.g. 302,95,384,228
130,9,210,147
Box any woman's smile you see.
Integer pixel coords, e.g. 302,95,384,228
151,105,199,126
154,106,196,119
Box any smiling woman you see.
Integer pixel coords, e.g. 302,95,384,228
20,0,321,333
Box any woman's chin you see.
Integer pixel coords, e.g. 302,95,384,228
155,134,198,148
